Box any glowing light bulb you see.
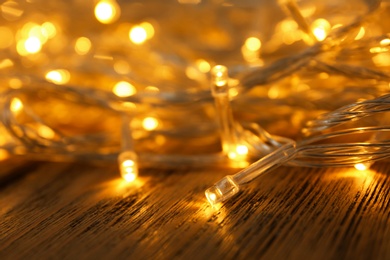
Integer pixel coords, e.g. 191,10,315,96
354,163,371,171
380,38,390,46
24,36,41,53
129,26,147,44
10,98,23,113
74,37,91,55
195,59,211,73
244,37,261,52
94,0,120,24
37,125,55,139
118,151,138,182
45,69,70,84
113,81,136,97
142,117,159,131
311,18,330,41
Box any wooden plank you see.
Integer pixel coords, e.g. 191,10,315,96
0,160,390,259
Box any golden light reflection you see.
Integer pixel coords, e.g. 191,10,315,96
37,125,56,139
24,36,42,54
142,117,159,131
129,25,148,44
10,97,23,113
380,38,390,46
45,69,70,84
354,27,365,40
354,163,371,171
94,0,120,24
195,59,211,73
311,18,330,42
113,81,136,97
74,37,92,55
244,37,261,52
0,59,13,69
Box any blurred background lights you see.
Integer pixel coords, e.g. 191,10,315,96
244,37,261,52
94,0,120,24
113,81,137,97
45,69,70,85
74,37,92,55
142,117,159,131
311,18,331,41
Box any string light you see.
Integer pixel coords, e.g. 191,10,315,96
0,0,389,191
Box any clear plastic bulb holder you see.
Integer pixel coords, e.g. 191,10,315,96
205,142,296,206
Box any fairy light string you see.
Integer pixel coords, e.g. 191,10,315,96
0,0,389,190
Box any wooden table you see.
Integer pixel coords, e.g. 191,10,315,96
1,158,390,259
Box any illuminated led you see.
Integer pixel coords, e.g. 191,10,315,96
244,37,261,52
372,53,390,67
311,18,330,41
129,26,147,44
24,36,42,54
354,163,370,171
380,38,390,46
370,47,389,54
113,81,136,97
142,117,159,131
236,145,248,155
10,98,23,113
118,151,138,182
37,125,55,139
45,69,70,85
196,59,211,73
94,0,120,24
75,37,92,55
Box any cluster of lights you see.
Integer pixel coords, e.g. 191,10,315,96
0,0,389,208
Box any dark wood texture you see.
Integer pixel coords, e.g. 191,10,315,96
1,159,390,259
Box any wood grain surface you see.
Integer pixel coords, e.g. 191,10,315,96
1,159,390,259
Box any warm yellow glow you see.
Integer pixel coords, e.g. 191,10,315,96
0,149,9,161
75,37,91,55
94,0,120,24
37,125,55,139
24,36,42,54
145,86,159,92
129,26,148,44
245,37,261,52
354,163,370,171
41,22,57,38
311,18,331,41
372,53,390,67
45,69,70,85
123,172,137,182
142,117,159,131
0,26,13,48
113,81,136,97
380,38,390,46
370,47,389,54
10,98,23,113
123,159,134,167
140,22,155,39
114,60,130,74
208,192,217,202
0,59,13,69
9,78,22,89
354,27,365,40
196,59,211,73
236,145,249,155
